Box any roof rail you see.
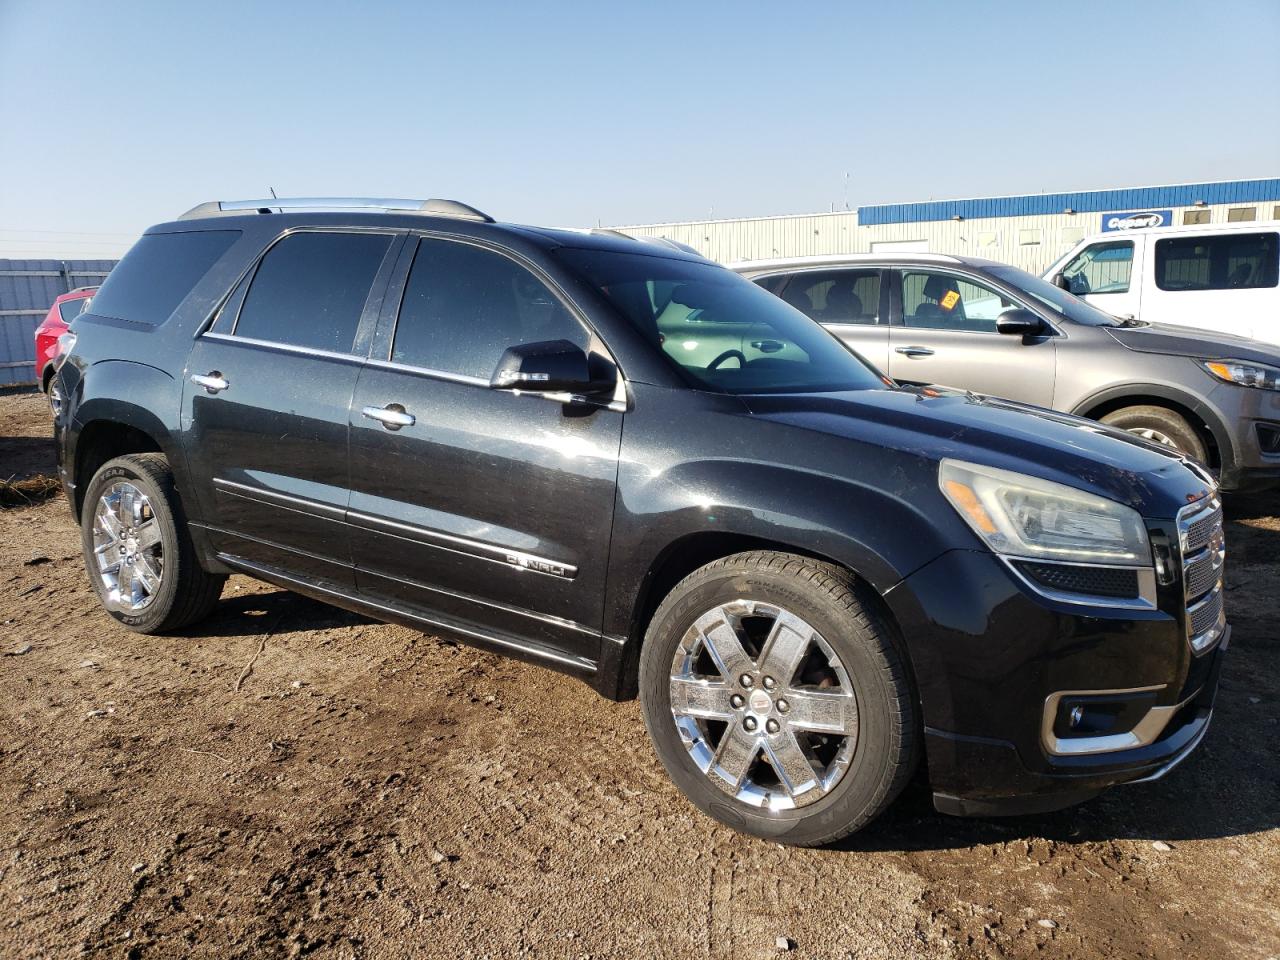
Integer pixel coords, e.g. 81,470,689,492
177,197,494,223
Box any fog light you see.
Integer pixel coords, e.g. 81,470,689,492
1069,705,1084,728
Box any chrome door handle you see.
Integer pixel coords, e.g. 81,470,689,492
362,404,415,430
894,346,935,358
191,372,229,393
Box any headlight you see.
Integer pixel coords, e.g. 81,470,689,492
1201,359,1280,391
939,459,1151,564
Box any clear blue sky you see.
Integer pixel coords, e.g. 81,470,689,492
1,0,1277,258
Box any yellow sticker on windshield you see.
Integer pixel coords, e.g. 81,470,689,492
939,290,960,311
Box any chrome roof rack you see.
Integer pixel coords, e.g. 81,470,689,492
177,197,494,223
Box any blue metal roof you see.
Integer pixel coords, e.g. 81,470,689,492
857,178,1280,226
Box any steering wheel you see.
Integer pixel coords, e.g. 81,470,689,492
707,349,747,370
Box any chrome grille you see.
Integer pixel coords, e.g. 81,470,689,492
1178,496,1225,653
1183,547,1222,600
1188,585,1224,638
1181,505,1220,553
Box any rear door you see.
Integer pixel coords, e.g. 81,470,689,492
182,229,402,588
886,268,1057,407
765,269,889,371
1142,230,1279,341
346,235,623,668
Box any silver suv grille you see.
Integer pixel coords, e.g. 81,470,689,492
1178,496,1226,653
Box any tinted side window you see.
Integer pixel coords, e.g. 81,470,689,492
753,275,789,294
1155,233,1279,291
1060,240,1133,295
779,270,881,325
89,230,240,326
901,272,1014,332
58,297,89,323
235,232,392,353
392,239,586,379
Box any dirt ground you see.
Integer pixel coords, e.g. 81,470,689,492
0,385,1277,960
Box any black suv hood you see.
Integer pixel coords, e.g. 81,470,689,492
742,386,1211,518
1106,322,1280,364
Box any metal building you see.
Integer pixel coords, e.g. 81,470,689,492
614,177,1280,274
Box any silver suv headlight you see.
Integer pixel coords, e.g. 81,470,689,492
1201,359,1280,392
939,459,1151,564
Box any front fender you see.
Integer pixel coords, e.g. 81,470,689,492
1070,381,1235,469
601,386,975,647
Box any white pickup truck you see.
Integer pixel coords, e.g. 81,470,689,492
1044,220,1279,345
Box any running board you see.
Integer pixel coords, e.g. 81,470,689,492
215,552,599,676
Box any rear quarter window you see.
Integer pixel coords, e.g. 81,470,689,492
89,230,241,326
57,297,89,323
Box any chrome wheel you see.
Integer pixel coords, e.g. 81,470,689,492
669,600,858,811
91,481,164,612
1128,426,1179,449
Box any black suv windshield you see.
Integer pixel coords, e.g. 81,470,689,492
556,248,886,394
985,265,1125,327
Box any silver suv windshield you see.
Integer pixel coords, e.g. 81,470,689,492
556,248,887,394
986,265,1128,327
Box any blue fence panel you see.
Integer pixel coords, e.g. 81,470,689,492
0,259,117,386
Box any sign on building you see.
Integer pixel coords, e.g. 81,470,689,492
1101,210,1172,232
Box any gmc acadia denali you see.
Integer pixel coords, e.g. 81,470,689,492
52,198,1228,845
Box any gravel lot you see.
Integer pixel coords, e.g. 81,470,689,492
1,385,1277,960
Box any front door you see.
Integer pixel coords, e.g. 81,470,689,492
181,229,400,587
1060,238,1142,322
886,268,1057,407
347,236,623,668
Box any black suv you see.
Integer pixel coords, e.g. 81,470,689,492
53,198,1228,846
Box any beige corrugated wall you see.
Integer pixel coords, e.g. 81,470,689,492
615,201,1278,274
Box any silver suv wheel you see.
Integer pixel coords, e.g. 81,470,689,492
91,480,164,612
669,599,859,811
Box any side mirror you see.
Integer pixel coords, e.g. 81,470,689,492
1051,271,1070,291
490,339,616,398
996,308,1045,337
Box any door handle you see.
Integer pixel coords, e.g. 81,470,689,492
191,371,229,394
750,339,784,354
362,403,415,430
894,346,935,358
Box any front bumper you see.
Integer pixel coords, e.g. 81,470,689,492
1205,382,1280,491
885,548,1226,816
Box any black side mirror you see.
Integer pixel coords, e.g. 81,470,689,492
1051,271,1070,291
490,339,616,398
996,308,1045,337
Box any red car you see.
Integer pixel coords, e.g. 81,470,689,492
34,287,96,391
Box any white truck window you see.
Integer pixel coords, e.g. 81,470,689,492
1060,241,1133,296
1154,233,1279,292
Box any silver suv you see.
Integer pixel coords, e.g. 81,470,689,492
734,253,1280,491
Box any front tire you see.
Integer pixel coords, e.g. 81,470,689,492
639,551,918,846
80,453,225,633
1099,405,1208,463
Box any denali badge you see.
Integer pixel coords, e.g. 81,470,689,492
505,552,573,579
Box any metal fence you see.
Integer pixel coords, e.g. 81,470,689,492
0,259,117,386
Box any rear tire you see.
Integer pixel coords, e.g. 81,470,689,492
80,453,225,633
1099,405,1208,463
639,551,918,846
